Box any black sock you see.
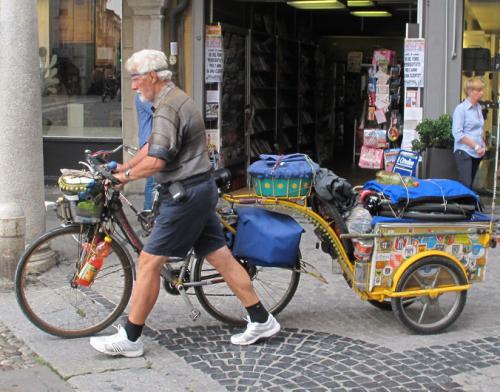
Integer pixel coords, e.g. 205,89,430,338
246,301,269,323
124,319,144,342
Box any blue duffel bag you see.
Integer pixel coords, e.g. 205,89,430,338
232,207,304,267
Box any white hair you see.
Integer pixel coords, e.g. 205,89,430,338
125,49,172,81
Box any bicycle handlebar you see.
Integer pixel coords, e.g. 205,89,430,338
83,149,122,185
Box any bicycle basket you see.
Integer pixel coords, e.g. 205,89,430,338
57,170,104,223
248,154,319,198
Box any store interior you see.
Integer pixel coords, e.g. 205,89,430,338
206,0,418,188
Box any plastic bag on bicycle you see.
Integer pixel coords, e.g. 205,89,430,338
232,207,304,267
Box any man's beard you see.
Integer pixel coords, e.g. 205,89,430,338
138,93,151,103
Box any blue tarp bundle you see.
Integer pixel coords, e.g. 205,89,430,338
363,178,480,206
248,154,319,179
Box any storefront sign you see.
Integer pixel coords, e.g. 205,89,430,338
205,24,223,83
404,39,425,88
393,149,419,176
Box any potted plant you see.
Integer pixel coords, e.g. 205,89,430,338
411,114,458,179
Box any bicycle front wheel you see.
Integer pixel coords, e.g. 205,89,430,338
193,255,300,326
15,225,133,338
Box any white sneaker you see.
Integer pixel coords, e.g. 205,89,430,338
230,314,281,345
90,325,144,357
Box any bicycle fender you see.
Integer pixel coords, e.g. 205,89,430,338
389,250,469,292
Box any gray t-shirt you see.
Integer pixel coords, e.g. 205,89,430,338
148,85,211,184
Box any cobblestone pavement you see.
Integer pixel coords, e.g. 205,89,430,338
0,320,37,371
142,326,500,392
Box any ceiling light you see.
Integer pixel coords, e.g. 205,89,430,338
347,0,375,6
287,1,346,10
351,10,392,17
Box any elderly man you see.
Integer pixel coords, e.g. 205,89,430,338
90,50,279,357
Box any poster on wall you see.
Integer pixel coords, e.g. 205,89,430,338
205,24,223,83
206,129,221,169
347,51,363,73
404,39,425,88
405,88,420,108
401,129,419,151
206,89,220,119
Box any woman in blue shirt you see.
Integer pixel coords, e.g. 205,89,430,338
452,77,486,188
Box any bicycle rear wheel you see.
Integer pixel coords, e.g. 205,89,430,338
193,255,300,326
15,225,133,338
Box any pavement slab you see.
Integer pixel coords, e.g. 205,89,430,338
0,365,74,392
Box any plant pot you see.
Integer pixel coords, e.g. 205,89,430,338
423,147,459,180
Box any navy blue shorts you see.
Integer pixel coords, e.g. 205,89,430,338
143,178,226,258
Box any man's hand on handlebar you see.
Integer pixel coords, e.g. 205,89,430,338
112,172,129,186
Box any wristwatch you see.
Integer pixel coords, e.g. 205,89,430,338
124,169,131,179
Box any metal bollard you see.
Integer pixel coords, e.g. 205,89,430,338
0,202,25,288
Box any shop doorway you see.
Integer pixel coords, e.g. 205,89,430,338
208,0,418,187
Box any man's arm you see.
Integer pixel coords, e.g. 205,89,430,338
114,155,165,184
116,143,149,172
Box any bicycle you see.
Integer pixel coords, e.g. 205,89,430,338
14,147,300,338
17,146,495,337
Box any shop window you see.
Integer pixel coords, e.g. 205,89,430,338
462,0,500,191
38,0,122,139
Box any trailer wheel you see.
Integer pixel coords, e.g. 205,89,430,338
391,256,467,334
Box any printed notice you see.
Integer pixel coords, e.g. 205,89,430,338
404,39,425,88
205,24,223,83
206,89,220,103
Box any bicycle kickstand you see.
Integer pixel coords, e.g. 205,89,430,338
177,284,201,321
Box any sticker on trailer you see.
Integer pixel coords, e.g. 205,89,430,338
455,234,472,245
445,235,455,245
435,243,445,251
404,245,415,258
376,253,391,262
452,245,462,257
394,237,409,250
390,253,403,269
422,236,438,249
472,245,485,258
380,240,393,252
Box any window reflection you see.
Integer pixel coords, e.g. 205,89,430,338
38,0,122,138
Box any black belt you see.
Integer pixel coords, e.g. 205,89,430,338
160,171,212,192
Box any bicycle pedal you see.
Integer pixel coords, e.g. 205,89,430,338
190,309,201,321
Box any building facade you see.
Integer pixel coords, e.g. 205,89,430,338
30,0,499,191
